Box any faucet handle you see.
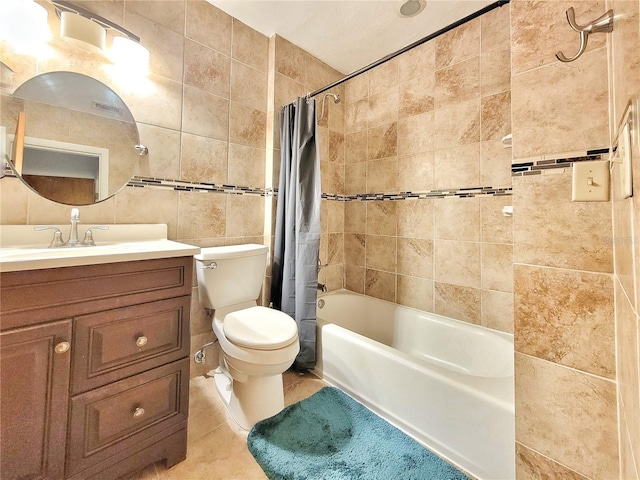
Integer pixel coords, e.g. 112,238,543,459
82,225,109,246
34,226,66,248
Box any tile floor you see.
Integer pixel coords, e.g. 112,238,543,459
126,370,328,480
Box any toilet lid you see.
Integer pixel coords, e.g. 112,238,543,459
224,306,298,350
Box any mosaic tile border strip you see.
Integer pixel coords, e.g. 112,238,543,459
511,148,609,176
323,186,513,202
127,176,277,196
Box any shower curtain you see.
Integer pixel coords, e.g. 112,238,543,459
271,97,321,370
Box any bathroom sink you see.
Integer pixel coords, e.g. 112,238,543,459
0,224,200,272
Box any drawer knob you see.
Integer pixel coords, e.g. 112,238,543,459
133,407,145,419
54,342,70,354
135,336,148,347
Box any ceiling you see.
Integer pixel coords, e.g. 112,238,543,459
207,0,496,74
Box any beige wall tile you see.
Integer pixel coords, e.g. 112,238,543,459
480,195,513,243
181,133,228,184
397,238,433,278
481,47,511,97
514,265,615,378
328,131,345,163
0,178,29,224
397,275,434,312
345,264,365,294
229,102,267,149
366,202,397,236
345,74,369,103
345,98,369,134
345,131,368,164
511,1,607,75
230,61,267,112
121,75,183,131
366,235,397,273
515,353,618,479
398,41,435,83
321,161,344,195
515,443,589,480
135,124,181,179
434,239,481,288
190,288,212,336
327,232,344,265
274,72,306,111
115,187,176,238
366,157,397,193
397,111,434,155
434,57,480,109
225,194,264,237
397,152,434,192
481,4,510,53
434,282,481,324
434,99,481,150
365,268,396,302
227,144,265,188
480,140,512,188
185,1,231,55
612,166,635,303
345,163,366,195
397,199,434,239
274,35,306,84
433,144,481,190
435,17,480,70
124,10,184,82
345,233,366,267
434,197,480,241
177,192,226,240
481,91,511,142
125,1,184,34
513,172,613,273
369,59,398,96
511,48,609,158
399,74,435,119
345,201,366,234
481,289,514,333
327,201,344,233
615,281,640,465
368,89,399,128
231,19,268,73
367,123,397,160
182,86,229,140
482,243,513,292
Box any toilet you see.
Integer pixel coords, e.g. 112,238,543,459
194,244,299,430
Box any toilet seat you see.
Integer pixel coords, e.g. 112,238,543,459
224,306,298,351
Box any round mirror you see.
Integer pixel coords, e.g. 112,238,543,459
1,71,145,205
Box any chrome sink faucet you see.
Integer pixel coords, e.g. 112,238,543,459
33,208,109,247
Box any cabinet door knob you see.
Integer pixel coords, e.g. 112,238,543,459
135,336,148,347
54,342,70,354
133,407,145,419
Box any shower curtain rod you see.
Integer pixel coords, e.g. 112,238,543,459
306,0,510,99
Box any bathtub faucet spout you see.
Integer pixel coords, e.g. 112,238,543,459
317,282,327,293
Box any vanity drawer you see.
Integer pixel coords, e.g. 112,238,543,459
72,296,190,394
67,358,189,477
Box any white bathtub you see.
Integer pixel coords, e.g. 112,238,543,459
315,290,515,480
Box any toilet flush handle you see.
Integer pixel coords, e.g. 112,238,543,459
200,262,217,269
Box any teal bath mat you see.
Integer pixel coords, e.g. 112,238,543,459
247,387,469,480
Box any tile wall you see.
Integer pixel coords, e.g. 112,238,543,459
510,1,619,478
607,0,640,478
0,0,270,378
339,5,514,333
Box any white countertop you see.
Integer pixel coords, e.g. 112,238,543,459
0,224,200,273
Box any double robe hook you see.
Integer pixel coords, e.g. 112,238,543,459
556,7,614,63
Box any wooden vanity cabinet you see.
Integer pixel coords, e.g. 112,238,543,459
0,256,193,480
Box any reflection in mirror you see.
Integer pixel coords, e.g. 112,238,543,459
1,71,144,205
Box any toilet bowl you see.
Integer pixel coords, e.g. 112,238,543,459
194,244,299,430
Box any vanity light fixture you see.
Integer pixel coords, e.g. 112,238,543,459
52,0,150,74
0,0,52,56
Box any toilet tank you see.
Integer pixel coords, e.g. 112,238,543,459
194,244,268,310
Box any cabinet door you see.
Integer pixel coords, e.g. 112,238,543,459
0,320,72,480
